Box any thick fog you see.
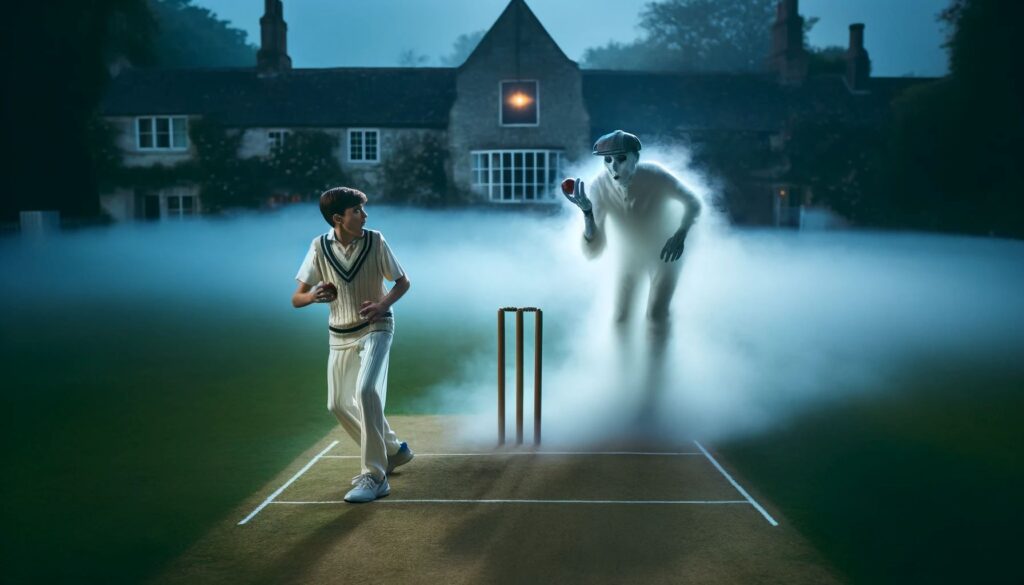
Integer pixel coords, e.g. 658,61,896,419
4,163,1023,448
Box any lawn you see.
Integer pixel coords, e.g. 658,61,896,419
0,294,494,583
5,298,1020,584
3,210,1021,584
721,359,1024,584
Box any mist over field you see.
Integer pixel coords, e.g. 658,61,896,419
4,176,1022,449
439,207,1024,446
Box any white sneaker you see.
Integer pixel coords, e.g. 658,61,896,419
387,442,415,474
344,473,390,503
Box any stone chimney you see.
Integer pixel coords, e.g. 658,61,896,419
770,0,808,85
845,24,871,93
257,0,292,73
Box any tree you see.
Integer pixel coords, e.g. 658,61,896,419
1,0,155,221
807,46,846,75
872,0,1024,237
187,120,344,211
378,133,452,205
1,0,258,222
266,131,346,200
786,118,885,224
189,118,256,210
147,0,256,68
581,40,667,71
582,0,776,72
397,49,430,67
440,30,485,66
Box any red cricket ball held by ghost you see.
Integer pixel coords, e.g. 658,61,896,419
561,178,576,195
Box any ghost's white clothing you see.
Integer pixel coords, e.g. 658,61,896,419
583,161,700,323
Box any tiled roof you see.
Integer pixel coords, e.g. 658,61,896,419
100,67,457,128
583,70,789,135
463,0,572,69
582,70,936,139
101,65,935,134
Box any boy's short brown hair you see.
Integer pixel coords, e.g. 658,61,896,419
319,187,368,226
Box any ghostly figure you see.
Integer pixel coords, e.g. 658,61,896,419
565,130,701,429
565,130,701,332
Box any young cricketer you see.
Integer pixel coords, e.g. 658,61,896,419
292,187,413,503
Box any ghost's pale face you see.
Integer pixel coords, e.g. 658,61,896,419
604,151,639,187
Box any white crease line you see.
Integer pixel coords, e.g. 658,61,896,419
273,499,749,505
694,440,779,527
322,451,702,459
237,440,339,526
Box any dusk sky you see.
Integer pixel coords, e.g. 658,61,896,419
193,0,951,77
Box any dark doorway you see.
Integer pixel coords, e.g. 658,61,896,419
143,195,160,220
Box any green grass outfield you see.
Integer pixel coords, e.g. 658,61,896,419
720,362,1024,584
0,299,489,584
2,298,1022,583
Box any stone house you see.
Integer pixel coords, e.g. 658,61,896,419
99,0,930,226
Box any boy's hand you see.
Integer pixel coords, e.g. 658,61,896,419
312,282,337,303
359,300,387,323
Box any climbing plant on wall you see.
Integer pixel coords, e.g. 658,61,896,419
265,130,346,201
93,116,346,212
378,132,454,205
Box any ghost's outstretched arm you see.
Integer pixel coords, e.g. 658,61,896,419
667,174,701,233
581,212,607,260
565,178,605,259
659,170,702,262
581,197,606,260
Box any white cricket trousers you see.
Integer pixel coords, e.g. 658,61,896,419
327,331,402,480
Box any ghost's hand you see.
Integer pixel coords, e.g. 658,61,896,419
563,178,592,213
660,229,688,262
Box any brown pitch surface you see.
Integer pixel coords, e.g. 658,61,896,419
150,415,844,585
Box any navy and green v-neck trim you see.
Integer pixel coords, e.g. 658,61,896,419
320,230,374,283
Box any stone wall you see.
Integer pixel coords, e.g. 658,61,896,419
449,5,590,199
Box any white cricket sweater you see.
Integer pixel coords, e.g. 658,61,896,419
296,229,406,346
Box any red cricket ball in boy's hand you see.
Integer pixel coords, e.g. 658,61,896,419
561,178,576,195
320,282,337,300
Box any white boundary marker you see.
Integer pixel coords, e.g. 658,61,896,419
237,440,339,526
694,440,779,527
238,444,778,527
323,451,702,459
274,499,749,505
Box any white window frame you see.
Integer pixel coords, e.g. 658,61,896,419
165,194,197,218
470,149,563,203
267,129,291,153
499,80,540,127
135,116,189,151
348,128,380,163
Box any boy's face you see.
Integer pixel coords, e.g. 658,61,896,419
333,204,367,237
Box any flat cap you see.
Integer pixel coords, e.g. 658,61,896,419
592,130,642,155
